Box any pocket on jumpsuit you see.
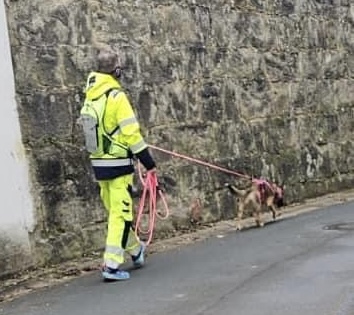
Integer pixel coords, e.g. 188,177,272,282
112,175,134,222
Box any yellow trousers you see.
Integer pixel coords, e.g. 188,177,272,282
98,174,141,269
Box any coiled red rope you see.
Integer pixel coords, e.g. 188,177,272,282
134,162,170,246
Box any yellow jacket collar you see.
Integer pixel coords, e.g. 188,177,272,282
85,72,121,100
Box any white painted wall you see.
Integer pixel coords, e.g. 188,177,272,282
0,1,34,244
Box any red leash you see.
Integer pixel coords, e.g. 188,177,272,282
148,144,251,179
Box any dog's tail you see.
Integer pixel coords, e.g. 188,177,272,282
224,183,248,197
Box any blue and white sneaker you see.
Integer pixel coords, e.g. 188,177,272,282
132,243,146,268
102,267,130,281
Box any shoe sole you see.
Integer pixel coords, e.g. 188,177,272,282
102,271,130,281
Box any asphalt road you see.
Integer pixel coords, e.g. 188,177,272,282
1,202,354,315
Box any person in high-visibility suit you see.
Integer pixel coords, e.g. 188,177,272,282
81,48,156,281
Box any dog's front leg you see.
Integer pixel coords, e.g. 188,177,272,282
271,205,280,220
266,197,279,220
255,204,264,227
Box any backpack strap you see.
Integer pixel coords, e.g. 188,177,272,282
103,88,123,137
101,88,131,155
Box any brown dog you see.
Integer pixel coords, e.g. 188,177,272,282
225,178,285,230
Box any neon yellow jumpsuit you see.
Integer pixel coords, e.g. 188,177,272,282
84,72,156,270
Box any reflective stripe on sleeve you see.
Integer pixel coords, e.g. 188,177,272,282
130,140,147,154
91,158,133,167
120,117,138,128
109,117,138,137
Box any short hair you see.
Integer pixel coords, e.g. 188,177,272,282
96,49,118,74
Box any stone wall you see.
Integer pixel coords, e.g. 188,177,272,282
4,0,354,271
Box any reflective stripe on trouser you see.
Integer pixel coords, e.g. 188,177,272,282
99,174,141,269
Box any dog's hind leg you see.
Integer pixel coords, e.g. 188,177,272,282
235,202,245,231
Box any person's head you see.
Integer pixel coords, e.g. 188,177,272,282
96,48,122,79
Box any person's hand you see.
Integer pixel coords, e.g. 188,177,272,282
142,167,156,179
147,167,157,174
